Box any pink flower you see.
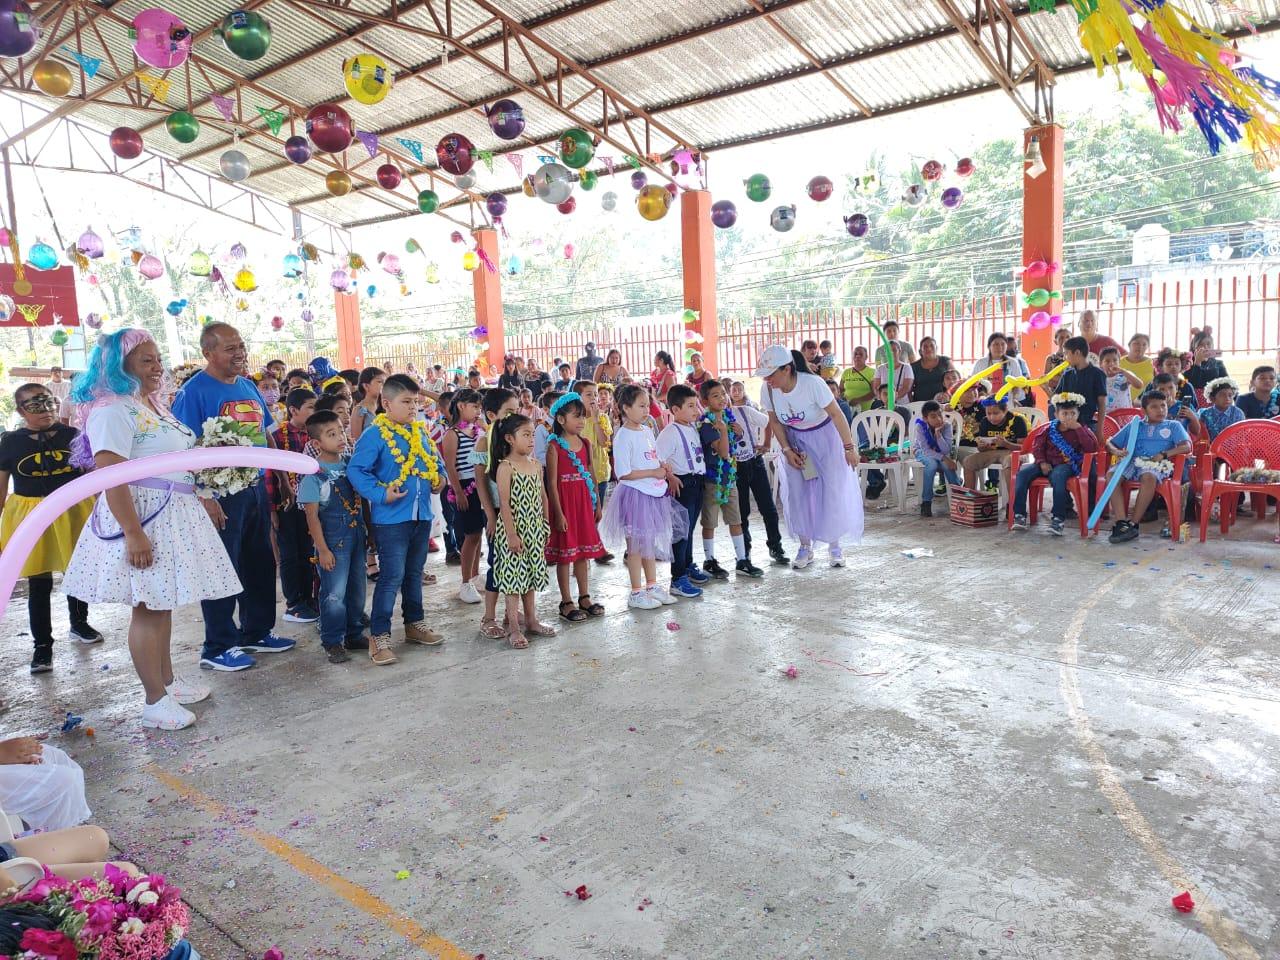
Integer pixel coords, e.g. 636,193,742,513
82,898,119,938
19,929,78,960
264,948,285,960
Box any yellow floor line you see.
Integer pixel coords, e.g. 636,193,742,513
146,765,475,960
1058,576,1260,960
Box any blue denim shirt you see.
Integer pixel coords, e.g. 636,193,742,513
347,419,444,525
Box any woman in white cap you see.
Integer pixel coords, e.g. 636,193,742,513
754,344,863,569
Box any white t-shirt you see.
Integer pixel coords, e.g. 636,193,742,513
46,379,71,402
759,372,831,429
874,361,913,392
656,422,705,476
1104,372,1131,411
731,405,768,461
613,424,667,496
86,397,197,482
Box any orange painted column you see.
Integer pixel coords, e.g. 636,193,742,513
1021,123,1064,409
334,290,364,369
472,227,505,371
680,189,718,375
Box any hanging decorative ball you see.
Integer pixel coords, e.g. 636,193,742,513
342,53,392,105
450,230,464,244
219,148,251,182
629,171,647,191
710,200,737,229
601,191,617,212
109,127,144,160
376,163,402,190
485,98,524,140
188,250,211,276
417,190,439,213
744,173,771,202
27,242,57,270
32,60,72,96
138,254,164,280
806,175,834,202
232,267,257,292
300,308,314,324
462,251,479,272
165,300,184,317
941,186,964,209
557,196,577,215
300,242,319,262
921,160,944,182
306,103,353,153
229,242,247,261
405,238,419,253
282,253,303,277
380,253,401,275
235,298,249,311
218,9,271,61
520,175,536,198
902,184,926,206
955,157,975,178
579,170,598,191
563,243,575,260
454,171,477,191
769,205,797,233
49,326,68,347
636,184,672,222
485,193,507,218
330,269,350,291
325,170,352,196
0,294,13,321
132,8,191,69
505,255,523,276
76,228,103,259
436,133,475,176
843,213,869,238
664,183,679,200
425,263,439,284
83,311,103,329
284,135,311,164
0,0,40,58
559,128,595,169
164,110,200,144
682,308,698,325
270,315,285,331
533,163,574,205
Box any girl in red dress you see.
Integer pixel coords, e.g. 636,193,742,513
545,392,606,622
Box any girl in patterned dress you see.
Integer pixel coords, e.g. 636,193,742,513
490,415,557,649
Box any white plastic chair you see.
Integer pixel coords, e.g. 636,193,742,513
902,400,927,424
1015,406,1046,429
853,409,909,513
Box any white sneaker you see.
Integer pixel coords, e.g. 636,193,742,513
627,590,662,610
648,585,678,605
829,547,845,569
458,581,482,604
141,695,196,731
792,547,814,570
166,675,211,705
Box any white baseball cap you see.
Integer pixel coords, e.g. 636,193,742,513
753,343,794,377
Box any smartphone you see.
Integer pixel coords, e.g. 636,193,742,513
801,454,819,481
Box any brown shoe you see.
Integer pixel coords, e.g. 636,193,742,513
404,620,444,646
369,635,397,666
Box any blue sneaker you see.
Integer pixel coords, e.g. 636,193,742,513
686,565,711,585
198,647,256,672
669,576,703,598
241,633,296,654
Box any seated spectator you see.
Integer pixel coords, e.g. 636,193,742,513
911,401,960,518
1151,349,1198,407
1185,332,1228,392
1149,373,1202,440
1011,392,1096,535
910,337,952,403
839,346,876,412
941,368,962,399
0,738,90,831
825,379,854,425
1119,333,1153,403
1104,393,1192,544
0,824,137,886
1099,346,1142,411
1200,377,1243,440
1079,310,1121,356
799,340,822,375
962,398,1028,490
874,341,914,407
817,340,837,379
1236,365,1279,419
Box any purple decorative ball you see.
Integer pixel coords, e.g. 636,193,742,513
300,309,314,324
710,200,737,229
844,213,869,238
485,99,525,140
284,135,311,164
485,193,507,218
630,171,647,190
941,186,964,209
0,0,40,58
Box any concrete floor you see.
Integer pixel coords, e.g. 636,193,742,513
2,508,1278,960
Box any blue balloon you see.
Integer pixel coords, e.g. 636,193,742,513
366,284,376,297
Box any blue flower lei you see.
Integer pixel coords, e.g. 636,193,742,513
699,409,738,504
1047,420,1084,474
914,417,943,454
550,435,597,509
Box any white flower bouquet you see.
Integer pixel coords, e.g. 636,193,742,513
193,416,264,499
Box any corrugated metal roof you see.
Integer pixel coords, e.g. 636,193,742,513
12,0,1280,228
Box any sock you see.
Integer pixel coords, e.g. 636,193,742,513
703,537,715,562
645,580,658,589
732,534,747,561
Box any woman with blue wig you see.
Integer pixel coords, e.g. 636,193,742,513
62,328,240,730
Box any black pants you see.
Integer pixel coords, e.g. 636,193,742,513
735,456,783,555
277,505,315,611
670,474,703,580
28,574,89,649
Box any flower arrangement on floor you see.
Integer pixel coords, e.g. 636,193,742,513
0,865,193,959
193,416,266,499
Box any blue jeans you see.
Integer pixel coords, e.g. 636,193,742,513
201,484,277,659
670,474,703,579
918,459,960,503
440,496,460,554
277,504,315,612
1014,462,1076,519
370,520,431,637
315,507,367,648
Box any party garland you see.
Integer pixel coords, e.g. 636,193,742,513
372,413,442,490
1132,456,1175,479
1047,420,1084,474
1229,467,1280,484
699,409,739,504
550,435,598,509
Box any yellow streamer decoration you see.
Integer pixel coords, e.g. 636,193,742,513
135,71,170,102
994,360,1069,401
949,362,1002,408
17,303,45,325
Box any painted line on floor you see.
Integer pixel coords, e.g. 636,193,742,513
1058,576,1261,960
145,765,474,960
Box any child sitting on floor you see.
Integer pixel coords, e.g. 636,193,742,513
911,401,960,518
1199,376,1243,440
1105,392,1192,544
1012,392,1097,535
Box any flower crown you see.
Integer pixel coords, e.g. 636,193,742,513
549,391,581,419
1051,391,1085,406
1204,375,1238,396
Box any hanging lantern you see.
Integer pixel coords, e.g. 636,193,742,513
218,9,271,61
806,175,834,202
189,250,211,276
270,315,285,331
635,184,671,222
284,135,311,164
485,99,525,140
559,128,595,169
132,8,192,69
219,148,251,182
436,133,475,175
330,269,350,291
921,160,944,182
843,213,869,238
300,308,314,324
485,193,507,218
49,325,69,347
282,253,303,277
137,254,164,280
306,103,354,154
0,0,41,58
27,242,58,270
0,295,15,321
711,200,737,229
32,60,72,97
417,190,439,213
462,251,479,271
109,127,144,160
342,53,392,105
557,196,576,215
165,110,200,144
233,268,257,292
955,157,975,178
76,228,104,259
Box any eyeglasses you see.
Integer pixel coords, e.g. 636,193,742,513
19,396,56,413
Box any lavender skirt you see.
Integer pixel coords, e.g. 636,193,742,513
779,417,864,546
598,485,688,561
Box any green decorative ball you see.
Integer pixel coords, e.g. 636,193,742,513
559,128,594,169
219,10,272,61
744,173,771,203
165,110,200,144
417,190,439,214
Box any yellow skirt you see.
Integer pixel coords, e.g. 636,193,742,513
0,493,95,578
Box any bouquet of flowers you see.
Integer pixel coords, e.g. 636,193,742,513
194,416,265,499
0,865,194,959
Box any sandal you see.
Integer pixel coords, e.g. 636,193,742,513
558,600,588,623
507,629,530,649
422,572,438,585
526,620,558,638
479,618,506,640
578,595,605,618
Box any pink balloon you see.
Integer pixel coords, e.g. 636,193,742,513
0,448,317,621
1028,310,1051,329
138,254,164,280
132,8,192,69
1049,314,1063,326
1023,260,1048,278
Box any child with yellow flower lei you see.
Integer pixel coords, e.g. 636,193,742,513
371,414,443,491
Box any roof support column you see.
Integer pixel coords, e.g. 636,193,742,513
335,290,365,370
1021,123,1063,409
472,227,505,372
680,189,718,376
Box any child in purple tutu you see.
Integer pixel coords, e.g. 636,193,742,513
598,383,687,611
755,344,863,569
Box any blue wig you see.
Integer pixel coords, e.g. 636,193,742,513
69,328,163,468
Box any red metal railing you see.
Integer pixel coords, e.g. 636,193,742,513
505,320,685,378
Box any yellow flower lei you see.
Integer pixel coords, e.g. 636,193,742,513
373,414,443,491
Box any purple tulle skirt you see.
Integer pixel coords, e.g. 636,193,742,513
598,485,688,561
780,417,864,546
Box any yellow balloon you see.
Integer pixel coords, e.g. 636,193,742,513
949,362,1003,408
342,54,392,105
462,251,479,272
233,268,257,292
521,175,535,198
33,61,73,97
326,170,352,196
636,184,671,222
994,360,1069,401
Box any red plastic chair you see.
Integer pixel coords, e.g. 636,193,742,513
1081,418,1187,542
1006,423,1094,534
1107,407,1143,429
1199,420,1280,542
